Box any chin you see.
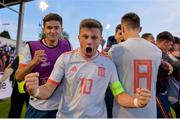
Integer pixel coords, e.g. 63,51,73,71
50,38,58,41
85,53,93,58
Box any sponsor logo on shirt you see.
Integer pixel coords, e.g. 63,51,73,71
70,65,78,72
40,54,50,67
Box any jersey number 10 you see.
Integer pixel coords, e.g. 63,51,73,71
79,78,93,94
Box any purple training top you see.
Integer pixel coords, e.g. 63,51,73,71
28,39,71,85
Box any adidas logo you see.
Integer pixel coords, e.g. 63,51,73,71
70,65,77,72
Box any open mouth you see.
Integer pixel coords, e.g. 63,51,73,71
86,47,92,53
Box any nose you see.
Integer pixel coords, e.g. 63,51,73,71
50,27,56,33
87,38,93,45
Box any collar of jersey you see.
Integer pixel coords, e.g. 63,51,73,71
78,48,99,61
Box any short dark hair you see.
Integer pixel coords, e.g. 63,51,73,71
121,12,140,29
142,33,152,39
115,24,121,33
156,31,174,42
43,13,63,26
174,36,180,44
79,18,103,34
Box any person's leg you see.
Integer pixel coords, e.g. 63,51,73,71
25,104,38,118
8,83,24,118
171,102,180,118
24,93,30,107
105,87,114,118
157,94,172,118
25,104,58,118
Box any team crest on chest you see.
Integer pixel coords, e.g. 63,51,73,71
98,64,106,78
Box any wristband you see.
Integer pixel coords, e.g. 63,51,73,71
133,98,138,107
33,88,40,98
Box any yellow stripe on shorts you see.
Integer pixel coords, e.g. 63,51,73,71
110,80,124,96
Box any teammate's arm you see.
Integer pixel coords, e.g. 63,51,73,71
25,54,65,99
15,44,45,81
25,72,58,99
0,67,14,83
110,81,151,108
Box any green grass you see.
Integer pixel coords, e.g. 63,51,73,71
0,98,26,118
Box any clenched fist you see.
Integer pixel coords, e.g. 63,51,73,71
135,88,151,108
25,72,39,96
32,50,46,65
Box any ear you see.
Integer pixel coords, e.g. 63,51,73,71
78,35,80,42
121,25,125,33
42,27,45,33
61,27,64,32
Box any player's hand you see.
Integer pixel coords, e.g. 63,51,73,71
161,60,173,75
25,72,39,96
171,51,180,58
32,50,46,65
135,88,151,108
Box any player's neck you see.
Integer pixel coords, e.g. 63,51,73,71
43,39,58,47
79,49,98,61
126,33,140,40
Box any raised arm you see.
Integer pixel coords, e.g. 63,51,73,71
25,72,58,99
161,60,173,75
0,67,13,83
114,88,151,108
15,44,45,81
0,56,19,83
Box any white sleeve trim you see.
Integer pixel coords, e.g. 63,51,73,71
20,44,32,64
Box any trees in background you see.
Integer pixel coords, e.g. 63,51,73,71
0,30,11,39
